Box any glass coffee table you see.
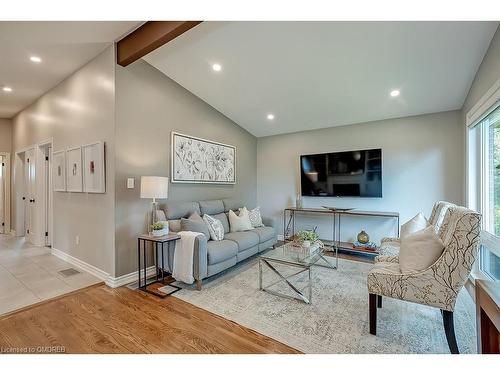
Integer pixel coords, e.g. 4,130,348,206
259,243,336,304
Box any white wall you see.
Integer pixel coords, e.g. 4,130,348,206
257,110,464,243
0,119,12,154
11,47,116,276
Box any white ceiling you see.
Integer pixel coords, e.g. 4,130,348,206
144,21,499,137
0,21,141,118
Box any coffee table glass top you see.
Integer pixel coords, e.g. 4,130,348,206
260,243,323,267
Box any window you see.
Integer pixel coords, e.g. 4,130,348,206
468,103,500,281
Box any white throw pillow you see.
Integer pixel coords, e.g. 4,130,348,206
400,213,428,238
228,208,253,232
203,214,224,241
399,225,444,273
244,206,264,228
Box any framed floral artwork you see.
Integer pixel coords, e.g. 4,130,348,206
171,132,236,184
82,141,105,193
52,150,66,192
66,146,83,192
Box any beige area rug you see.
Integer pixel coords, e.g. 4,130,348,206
174,257,476,354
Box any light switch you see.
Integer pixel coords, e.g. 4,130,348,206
127,178,135,189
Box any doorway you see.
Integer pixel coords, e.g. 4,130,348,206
0,152,11,235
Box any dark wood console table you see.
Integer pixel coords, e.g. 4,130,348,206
283,207,400,257
476,279,500,354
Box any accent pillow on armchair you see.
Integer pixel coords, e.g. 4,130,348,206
399,225,444,273
400,213,428,238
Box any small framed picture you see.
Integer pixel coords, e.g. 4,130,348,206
82,141,105,193
66,146,83,192
52,150,66,192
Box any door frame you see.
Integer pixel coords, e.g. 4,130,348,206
37,139,53,247
0,152,11,235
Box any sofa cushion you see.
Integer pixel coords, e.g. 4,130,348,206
199,200,225,215
207,240,238,265
180,213,210,239
165,201,200,220
213,212,230,233
247,206,264,228
223,199,245,212
250,226,275,242
224,231,259,251
228,208,253,232
203,214,224,241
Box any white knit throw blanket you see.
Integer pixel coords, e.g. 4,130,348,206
172,231,202,284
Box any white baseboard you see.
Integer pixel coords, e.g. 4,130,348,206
106,266,157,288
277,234,284,241
9,230,16,236
51,247,157,289
51,247,109,281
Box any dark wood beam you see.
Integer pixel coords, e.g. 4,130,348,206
117,21,202,67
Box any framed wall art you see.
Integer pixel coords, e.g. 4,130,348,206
66,146,83,192
52,150,66,192
171,132,236,184
82,141,105,193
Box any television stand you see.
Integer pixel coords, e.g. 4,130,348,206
283,207,400,260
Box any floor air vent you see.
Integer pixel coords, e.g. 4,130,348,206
58,268,81,277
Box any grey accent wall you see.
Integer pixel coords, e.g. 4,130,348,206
11,47,116,276
257,110,464,243
114,59,257,277
0,118,12,153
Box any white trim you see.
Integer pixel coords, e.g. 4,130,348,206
51,247,108,281
466,77,500,128
51,247,157,288
10,229,16,236
277,234,284,241
105,266,157,288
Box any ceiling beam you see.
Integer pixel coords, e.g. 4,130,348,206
116,21,202,67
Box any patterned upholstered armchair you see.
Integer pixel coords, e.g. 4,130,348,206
375,201,456,264
367,206,481,353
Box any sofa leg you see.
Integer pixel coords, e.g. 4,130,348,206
442,310,459,354
196,279,202,291
377,295,382,308
369,293,377,335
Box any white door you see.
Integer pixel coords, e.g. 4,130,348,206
25,149,36,243
0,155,4,234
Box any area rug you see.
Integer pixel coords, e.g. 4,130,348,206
173,257,476,354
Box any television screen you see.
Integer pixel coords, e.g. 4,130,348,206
300,149,382,197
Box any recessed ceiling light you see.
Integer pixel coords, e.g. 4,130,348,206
212,63,222,72
390,89,400,97
267,114,275,120
30,56,42,63
2,86,12,92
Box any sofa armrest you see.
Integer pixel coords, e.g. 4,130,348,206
193,235,208,281
261,216,276,228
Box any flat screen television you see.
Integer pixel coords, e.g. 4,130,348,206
300,148,382,197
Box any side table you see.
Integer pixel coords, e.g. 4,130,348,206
137,233,181,298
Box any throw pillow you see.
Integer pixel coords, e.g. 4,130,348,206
246,206,264,228
203,214,225,241
399,225,445,273
228,208,253,232
400,213,428,238
180,212,210,239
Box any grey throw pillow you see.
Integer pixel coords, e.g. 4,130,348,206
180,212,210,239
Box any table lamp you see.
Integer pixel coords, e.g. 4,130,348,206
140,176,169,231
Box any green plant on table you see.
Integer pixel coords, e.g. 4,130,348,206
151,222,165,231
297,229,319,243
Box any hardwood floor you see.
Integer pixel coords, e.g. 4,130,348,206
0,284,300,354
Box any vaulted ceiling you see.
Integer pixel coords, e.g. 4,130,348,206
144,21,499,137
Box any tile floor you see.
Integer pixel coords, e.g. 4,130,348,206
0,234,102,315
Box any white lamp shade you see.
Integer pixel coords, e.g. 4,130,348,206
140,176,169,199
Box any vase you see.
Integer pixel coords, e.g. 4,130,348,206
152,228,168,237
357,230,369,244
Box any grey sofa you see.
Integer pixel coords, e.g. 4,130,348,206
161,199,277,290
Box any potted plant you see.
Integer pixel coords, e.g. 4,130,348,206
151,222,168,237
296,229,319,249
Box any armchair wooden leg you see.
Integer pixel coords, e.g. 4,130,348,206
442,310,459,354
377,295,382,308
369,293,377,335
196,279,202,291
